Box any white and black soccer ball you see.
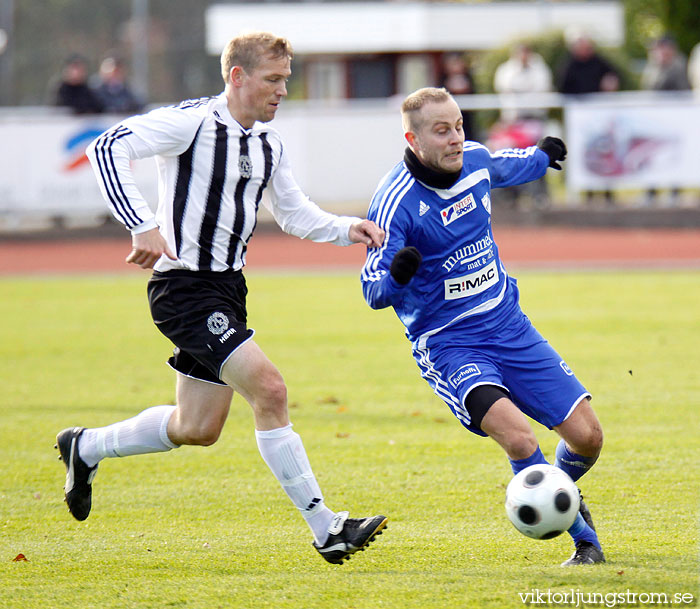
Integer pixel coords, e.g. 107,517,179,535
505,464,580,540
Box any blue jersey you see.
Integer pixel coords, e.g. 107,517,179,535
361,142,549,345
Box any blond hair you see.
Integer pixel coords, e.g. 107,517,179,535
401,87,453,133
220,32,293,84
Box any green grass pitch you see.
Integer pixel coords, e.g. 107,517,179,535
1,269,698,608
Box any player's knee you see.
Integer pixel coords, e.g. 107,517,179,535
559,398,604,457
579,422,604,457
194,427,222,447
177,420,223,446
253,371,288,417
505,431,539,461
168,410,226,446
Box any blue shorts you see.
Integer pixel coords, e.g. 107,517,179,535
411,307,590,437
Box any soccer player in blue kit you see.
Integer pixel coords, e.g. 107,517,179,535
361,87,605,566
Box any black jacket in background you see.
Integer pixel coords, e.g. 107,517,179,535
557,54,618,95
55,82,105,114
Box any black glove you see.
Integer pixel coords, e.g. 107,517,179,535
537,136,567,170
390,246,422,285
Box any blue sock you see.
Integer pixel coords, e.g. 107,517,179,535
554,441,601,547
554,439,598,482
509,445,547,475
568,513,600,548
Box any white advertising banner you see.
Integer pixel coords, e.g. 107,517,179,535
0,114,158,216
2,94,698,226
565,99,700,191
0,105,398,222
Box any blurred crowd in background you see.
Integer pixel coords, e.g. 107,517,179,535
53,53,143,115
452,31,699,208
40,29,700,211
1,0,699,216
49,30,700,115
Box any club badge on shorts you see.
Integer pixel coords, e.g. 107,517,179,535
207,312,229,335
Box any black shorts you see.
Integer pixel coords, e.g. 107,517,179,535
147,269,255,385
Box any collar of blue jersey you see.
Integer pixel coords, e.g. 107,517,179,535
403,147,462,190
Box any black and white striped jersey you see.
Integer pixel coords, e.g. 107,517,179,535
86,92,357,272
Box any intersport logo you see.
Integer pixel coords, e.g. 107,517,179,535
440,193,476,226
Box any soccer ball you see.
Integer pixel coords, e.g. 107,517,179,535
505,464,580,540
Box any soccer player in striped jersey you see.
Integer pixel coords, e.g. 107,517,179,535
55,32,387,565
361,87,605,566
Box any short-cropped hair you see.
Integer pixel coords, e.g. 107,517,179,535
220,32,293,84
401,87,453,132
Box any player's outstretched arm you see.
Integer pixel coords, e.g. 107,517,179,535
125,227,177,269
537,136,567,170
348,219,385,248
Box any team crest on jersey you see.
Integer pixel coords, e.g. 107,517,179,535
207,312,229,335
481,193,491,214
440,193,476,226
238,155,253,179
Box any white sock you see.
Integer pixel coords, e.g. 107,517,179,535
78,405,179,468
255,424,335,544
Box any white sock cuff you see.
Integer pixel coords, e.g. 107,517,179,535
255,423,293,440
159,405,179,449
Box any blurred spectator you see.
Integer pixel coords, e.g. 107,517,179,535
640,35,690,207
494,43,553,122
557,31,620,206
689,41,700,91
93,55,144,114
557,31,620,95
641,35,690,92
490,43,554,209
439,52,476,140
54,54,104,115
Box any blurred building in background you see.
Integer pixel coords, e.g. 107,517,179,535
206,2,623,101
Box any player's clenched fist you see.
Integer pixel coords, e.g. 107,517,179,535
390,246,422,285
126,227,177,269
537,137,567,170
